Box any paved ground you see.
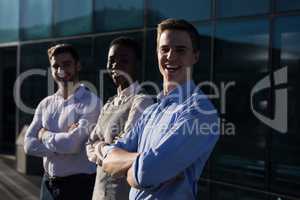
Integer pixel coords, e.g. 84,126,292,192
0,155,41,200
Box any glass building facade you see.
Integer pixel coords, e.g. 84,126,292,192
0,0,299,199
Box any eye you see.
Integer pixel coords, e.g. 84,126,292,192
159,47,170,54
175,47,187,54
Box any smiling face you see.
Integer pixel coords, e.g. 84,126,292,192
50,52,81,83
106,44,137,87
157,29,199,92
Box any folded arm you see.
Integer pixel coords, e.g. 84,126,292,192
41,108,100,154
24,102,56,157
130,108,220,190
102,147,139,177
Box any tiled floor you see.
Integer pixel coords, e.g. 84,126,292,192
0,155,41,200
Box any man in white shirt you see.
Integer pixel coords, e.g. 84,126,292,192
24,44,101,200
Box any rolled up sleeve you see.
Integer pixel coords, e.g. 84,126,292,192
132,108,219,190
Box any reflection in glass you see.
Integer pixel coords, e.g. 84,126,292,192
271,16,300,197
19,43,51,135
0,0,19,43
275,0,300,12
194,23,212,85
54,0,93,36
20,0,52,40
147,0,210,27
95,0,143,32
211,183,267,200
212,19,270,189
144,30,162,94
0,47,17,154
217,0,269,17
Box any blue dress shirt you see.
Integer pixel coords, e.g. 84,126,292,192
112,80,219,200
24,84,101,177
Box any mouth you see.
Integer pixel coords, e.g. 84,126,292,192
57,70,65,79
164,65,180,72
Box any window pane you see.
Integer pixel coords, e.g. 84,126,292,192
19,43,50,133
94,32,143,101
95,0,144,32
275,0,300,12
54,0,92,36
212,19,270,189
20,0,52,40
271,15,300,197
194,23,212,84
217,0,269,17
0,0,19,43
144,30,162,94
197,180,210,199
147,0,210,27
0,47,17,154
211,183,268,200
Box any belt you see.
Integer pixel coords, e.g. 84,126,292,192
44,173,95,184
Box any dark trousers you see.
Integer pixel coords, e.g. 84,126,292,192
40,173,96,200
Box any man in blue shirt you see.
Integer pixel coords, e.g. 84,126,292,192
101,18,219,200
24,44,101,200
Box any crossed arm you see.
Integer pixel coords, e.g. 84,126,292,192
86,95,153,171
102,147,139,188
24,98,100,157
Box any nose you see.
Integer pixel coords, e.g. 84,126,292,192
166,49,176,61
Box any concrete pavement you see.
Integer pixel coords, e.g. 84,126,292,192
0,155,41,200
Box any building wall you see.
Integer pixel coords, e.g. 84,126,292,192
0,0,299,199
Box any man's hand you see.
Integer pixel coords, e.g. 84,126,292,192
38,128,48,141
127,165,140,188
86,140,99,163
94,141,110,165
68,122,79,132
102,148,139,178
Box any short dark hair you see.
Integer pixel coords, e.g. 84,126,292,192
109,36,141,60
48,43,80,62
157,18,200,51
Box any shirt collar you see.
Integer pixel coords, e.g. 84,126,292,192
157,80,196,105
117,81,140,97
55,83,86,100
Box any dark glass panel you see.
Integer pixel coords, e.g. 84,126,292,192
0,47,17,154
144,30,162,96
54,0,93,36
217,0,269,17
275,0,300,12
95,0,144,32
211,183,268,200
19,42,52,132
0,0,19,43
212,19,270,189
195,23,212,84
197,179,210,200
271,15,300,198
20,0,52,40
147,0,210,27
